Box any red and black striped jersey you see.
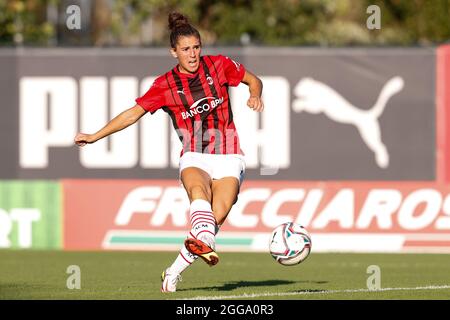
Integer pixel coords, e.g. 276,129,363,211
136,55,245,156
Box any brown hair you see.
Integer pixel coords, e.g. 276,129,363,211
168,12,201,48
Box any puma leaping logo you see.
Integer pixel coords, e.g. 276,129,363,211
293,77,404,168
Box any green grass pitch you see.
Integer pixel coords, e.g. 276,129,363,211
1,250,450,300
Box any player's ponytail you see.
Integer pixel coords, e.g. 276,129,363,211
168,12,201,48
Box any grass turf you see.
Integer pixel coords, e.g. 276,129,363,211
1,250,449,300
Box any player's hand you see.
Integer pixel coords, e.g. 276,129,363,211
74,133,96,147
247,96,264,112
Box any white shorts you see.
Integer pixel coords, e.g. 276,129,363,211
179,152,246,185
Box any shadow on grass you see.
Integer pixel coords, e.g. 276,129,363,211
179,279,329,292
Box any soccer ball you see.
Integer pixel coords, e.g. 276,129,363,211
269,222,312,266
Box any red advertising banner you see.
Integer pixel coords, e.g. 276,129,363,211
63,179,450,253
437,44,450,183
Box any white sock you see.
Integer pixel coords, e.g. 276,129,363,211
168,233,198,275
189,199,216,248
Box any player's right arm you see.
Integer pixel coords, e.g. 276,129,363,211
74,104,146,147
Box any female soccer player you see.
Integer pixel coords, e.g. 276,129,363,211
74,12,264,292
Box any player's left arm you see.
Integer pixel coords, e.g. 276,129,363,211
241,70,264,112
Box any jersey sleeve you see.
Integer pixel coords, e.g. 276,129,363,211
135,77,166,114
219,55,246,87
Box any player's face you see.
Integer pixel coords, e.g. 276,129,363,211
171,36,202,74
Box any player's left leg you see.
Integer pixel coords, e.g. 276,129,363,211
211,177,240,226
